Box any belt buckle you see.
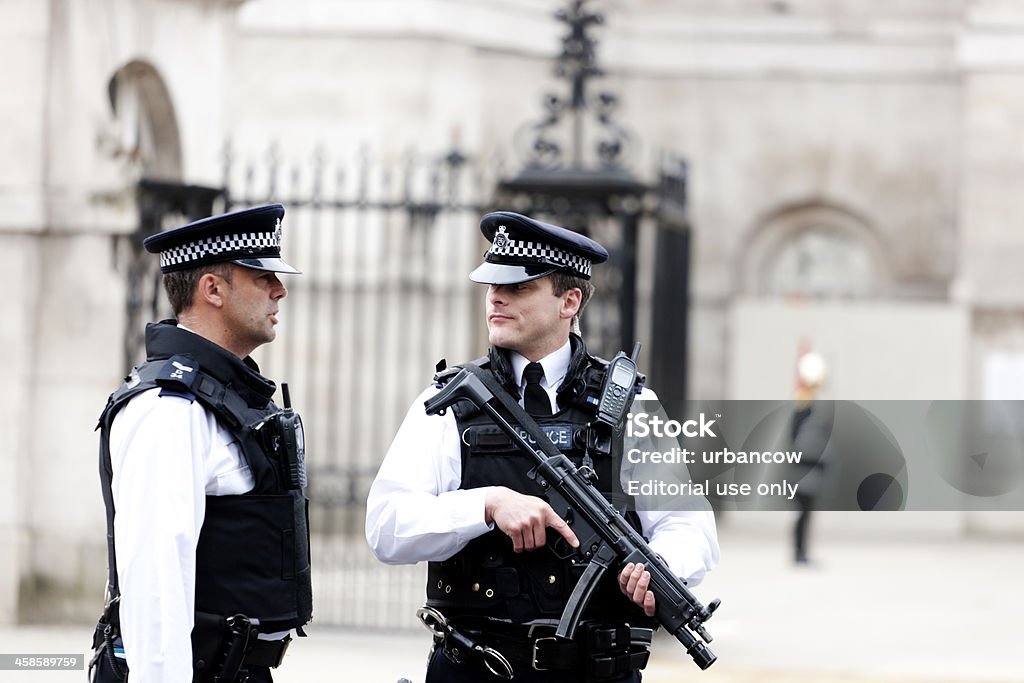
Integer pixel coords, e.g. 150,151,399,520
531,636,559,671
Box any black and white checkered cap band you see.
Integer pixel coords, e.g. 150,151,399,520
159,231,280,269
487,230,592,278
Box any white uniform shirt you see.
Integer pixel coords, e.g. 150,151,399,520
366,340,720,586
109,384,255,683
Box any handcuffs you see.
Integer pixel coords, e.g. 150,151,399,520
416,606,515,680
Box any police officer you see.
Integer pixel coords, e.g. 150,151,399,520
92,204,312,683
366,211,719,682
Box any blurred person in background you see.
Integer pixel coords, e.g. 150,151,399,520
791,349,831,565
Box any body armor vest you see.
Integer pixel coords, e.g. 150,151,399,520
426,336,645,624
97,321,313,636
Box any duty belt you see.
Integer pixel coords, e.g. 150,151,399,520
417,606,652,681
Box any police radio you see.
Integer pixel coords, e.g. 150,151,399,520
278,384,307,490
255,383,307,490
587,343,641,458
597,343,641,426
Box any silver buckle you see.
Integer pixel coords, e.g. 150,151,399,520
531,636,559,671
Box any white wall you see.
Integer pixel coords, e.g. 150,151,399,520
728,300,969,400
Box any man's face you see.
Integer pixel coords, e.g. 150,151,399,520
486,276,580,360
221,265,288,352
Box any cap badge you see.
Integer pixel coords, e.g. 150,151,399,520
274,217,283,244
493,226,510,250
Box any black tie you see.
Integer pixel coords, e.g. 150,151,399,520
523,362,552,417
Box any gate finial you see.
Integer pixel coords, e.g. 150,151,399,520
516,0,630,170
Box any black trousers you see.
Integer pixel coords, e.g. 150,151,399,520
794,493,813,561
425,646,642,683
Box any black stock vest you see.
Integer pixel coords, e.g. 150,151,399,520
97,321,313,638
426,336,645,625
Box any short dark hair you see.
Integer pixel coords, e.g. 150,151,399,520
550,272,595,331
163,263,235,315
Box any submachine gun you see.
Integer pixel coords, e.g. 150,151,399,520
424,347,721,670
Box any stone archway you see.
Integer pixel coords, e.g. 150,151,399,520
739,201,890,299
106,59,183,181
106,60,204,365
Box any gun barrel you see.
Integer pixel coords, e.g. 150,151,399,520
683,637,717,670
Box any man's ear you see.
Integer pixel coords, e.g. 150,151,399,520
196,272,228,308
559,287,582,321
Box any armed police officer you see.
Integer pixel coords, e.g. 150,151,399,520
366,212,719,682
91,205,312,683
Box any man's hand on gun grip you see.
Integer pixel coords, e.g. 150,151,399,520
485,486,580,553
619,562,657,617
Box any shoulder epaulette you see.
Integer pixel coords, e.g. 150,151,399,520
154,354,200,400
158,386,197,402
96,355,200,428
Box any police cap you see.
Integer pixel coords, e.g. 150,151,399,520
469,211,608,285
143,203,300,274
